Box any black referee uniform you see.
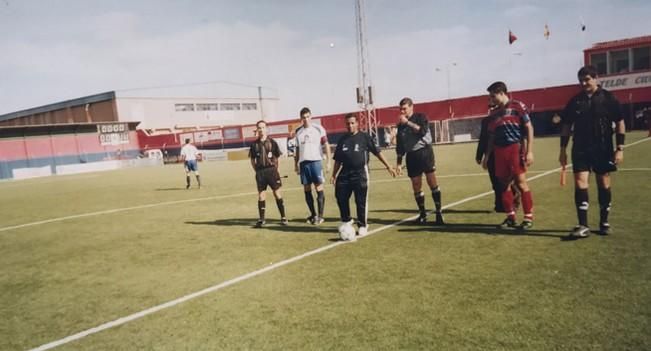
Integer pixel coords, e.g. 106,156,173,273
396,112,435,178
562,87,622,174
249,137,286,225
333,131,380,228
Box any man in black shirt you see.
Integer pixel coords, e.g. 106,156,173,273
249,120,288,228
331,113,396,238
395,97,444,225
560,65,625,238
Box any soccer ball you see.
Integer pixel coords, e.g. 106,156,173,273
338,221,356,242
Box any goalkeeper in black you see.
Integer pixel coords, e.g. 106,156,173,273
395,97,444,225
330,113,396,236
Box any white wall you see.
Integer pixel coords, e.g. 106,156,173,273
115,97,279,130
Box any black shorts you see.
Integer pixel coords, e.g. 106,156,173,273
572,148,617,175
406,146,436,178
255,167,282,191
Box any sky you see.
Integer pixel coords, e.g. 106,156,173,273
0,0,649,120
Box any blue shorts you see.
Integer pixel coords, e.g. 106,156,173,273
185,160,198,172
300,160,325,185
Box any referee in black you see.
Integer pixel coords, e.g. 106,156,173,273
395,97,444,225
331,113,396,236
249,120,288,228
559,65,626,238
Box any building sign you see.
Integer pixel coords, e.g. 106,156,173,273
223,128,241,140
599,72,651,91
97,123,129,145
267,124,289,135
194,130,224,142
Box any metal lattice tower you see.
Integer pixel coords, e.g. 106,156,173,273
354,0,378,145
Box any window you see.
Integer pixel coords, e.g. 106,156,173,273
609,49,629,74
242,103,257,110
175,103,195,112
590,53,607,75
633,46,650,71
196,103,219,111
220,103,241,111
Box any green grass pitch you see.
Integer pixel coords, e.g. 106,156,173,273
1,132,650,350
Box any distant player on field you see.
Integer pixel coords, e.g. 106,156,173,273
559,65,626,238
482,82,534,230
180,138,202,189
294,107,331,225
249,120,288,228
331,113,396,237
395,97,444,225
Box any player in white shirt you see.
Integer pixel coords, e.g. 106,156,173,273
180,138,202,189
294,107,331,225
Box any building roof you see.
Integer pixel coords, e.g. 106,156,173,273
0,91,116,123
0,121,140,138
587,35,651,52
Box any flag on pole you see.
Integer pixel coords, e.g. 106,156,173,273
509,30,517,44
544,24,550,39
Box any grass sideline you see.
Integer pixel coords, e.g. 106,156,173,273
0,132,649,350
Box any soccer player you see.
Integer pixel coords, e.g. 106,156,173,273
180,138,202,189
482,82,535,230
395,97,444,225
294,107,331,225
249,120,288,228
331,113,396,237
476,104,521,213
476,106,503,212
559,65,626,238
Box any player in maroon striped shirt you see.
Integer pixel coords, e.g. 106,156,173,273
481,81,535,230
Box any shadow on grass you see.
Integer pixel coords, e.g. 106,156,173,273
185,217,338,233
155,187,188,191
398,222,570,239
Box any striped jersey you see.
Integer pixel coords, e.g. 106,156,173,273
487,100,530,147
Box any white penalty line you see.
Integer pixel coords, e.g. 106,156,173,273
28,165,568,351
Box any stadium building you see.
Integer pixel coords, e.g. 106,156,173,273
1,35,649,180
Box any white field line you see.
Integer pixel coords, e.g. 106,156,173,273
4,138,650,234
0,172,538,234
27,164,569,351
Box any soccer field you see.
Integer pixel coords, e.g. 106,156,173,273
1,132,650,351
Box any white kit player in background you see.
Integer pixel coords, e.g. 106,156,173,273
180,138,202,189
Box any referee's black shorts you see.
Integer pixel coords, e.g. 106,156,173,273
572,147,616,175
255,167,282,191
406,146,436,178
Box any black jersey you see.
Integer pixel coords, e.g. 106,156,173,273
396,112,432,156
334,132,380,176
562,87,622,152
249,137,281,170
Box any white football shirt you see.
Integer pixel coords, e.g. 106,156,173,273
295,124,328,163
180,144,200,161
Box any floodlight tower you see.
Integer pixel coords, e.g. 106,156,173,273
354,0,378,145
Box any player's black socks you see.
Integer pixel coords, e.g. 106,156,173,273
276,198,286,218
186,176,191,188
196,175,201,187
598,187,611,224
431,186,442,214
575,188,589,227
414,191,426,214
305,191,316,217
316,190,325,218
258,200,266,220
